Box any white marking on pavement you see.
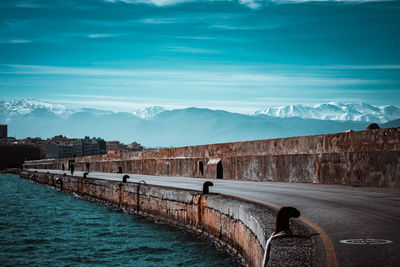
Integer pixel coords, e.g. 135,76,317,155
340,239,393,245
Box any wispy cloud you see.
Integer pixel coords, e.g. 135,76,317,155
173,36,216,40
14,1,45,8
2,64,184,76
141,18,178,24
239,0,261,9
1,64,385,87
105,0,259,9
162,46,222,54
104,0,391,9
0,39,32,44
211,23,281,31
88,33,120,38
321,64,400,70
105,0,194,7
272,0,392,3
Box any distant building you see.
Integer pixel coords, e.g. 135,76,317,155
98,138,106,154
106,141,126,153
127,141,143,151
60,142,83,158
107,140,143,153
45,143,61,159
0,143,40,169
82,136,98,156
0,124,7,139
10,135,112,159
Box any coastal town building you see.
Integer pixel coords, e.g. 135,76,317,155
106,141,143,153
0,128,142,160
0,124,7,139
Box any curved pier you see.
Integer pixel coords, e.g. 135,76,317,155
20,170,318,267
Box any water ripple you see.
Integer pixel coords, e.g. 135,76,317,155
0,174,240,266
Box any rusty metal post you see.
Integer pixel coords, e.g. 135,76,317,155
274,206,300,234
122,175,129,183
202,181,214,194
262,207,300,267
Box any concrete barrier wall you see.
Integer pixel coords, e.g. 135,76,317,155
20,170,316,267
24,128,400,188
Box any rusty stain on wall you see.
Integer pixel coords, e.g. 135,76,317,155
20,170,316,267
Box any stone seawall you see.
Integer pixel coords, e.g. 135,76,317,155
23,128,400,188
20,170,317,267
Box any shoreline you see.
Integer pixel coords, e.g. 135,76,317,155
16,169,318,267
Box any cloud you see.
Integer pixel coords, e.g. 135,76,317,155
0,39,32,44
2,64,184,76
88,33,119,38
3,64,396,113
14,1,45,8
211,23,281,31
173,36,216,40
272,0,392,2
104,0,392,9
162,46,221,54
239,0,261,9
322,64,400,70
1,64,382,87
141,18,178,24
105,0,194,7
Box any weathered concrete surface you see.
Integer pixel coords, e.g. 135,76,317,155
23,128,400,188
20,170,316,267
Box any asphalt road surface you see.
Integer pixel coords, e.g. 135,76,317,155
29,169,400,267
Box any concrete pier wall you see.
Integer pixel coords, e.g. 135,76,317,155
23,127,400,188
20,170,316,267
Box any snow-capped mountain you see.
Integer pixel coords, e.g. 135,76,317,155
132,106,166,119
1,99,399,147
0,99,78,120
253,102,400,123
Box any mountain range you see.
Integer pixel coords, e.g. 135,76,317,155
1,99,399,147
253,102,400,123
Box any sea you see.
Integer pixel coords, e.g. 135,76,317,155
0,174,240,266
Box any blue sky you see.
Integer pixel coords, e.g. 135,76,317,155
0,0,399,113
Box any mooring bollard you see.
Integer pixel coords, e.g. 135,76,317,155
262,206,300,267
274,206,300,234
122,175,130,183
83,172,88,178
202,181,214,194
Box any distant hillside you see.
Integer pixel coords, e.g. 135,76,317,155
382,118,400,128
0,99,375,147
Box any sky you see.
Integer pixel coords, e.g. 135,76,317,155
0,0,399,113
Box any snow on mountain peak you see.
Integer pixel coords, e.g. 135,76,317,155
253,102,400,123
132,106,166,119
0,99,78,119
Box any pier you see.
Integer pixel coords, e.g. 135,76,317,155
21,127,400,266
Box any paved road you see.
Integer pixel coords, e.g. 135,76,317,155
30,169,400,267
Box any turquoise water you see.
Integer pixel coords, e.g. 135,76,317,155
0,174,240,266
